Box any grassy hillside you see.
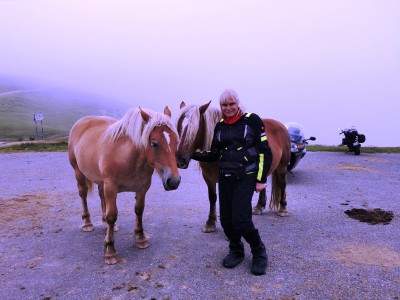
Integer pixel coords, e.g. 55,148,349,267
0,85,128,141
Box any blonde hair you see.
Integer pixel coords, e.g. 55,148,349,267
219,89,246,112
175,104,222,151
104,107,178,149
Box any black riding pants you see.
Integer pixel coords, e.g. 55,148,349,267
219,172,257,241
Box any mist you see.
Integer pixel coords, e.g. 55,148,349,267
1,0,399,146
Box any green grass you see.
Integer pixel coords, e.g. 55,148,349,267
0,141,69,153
307,145,400,154
1,141,400,154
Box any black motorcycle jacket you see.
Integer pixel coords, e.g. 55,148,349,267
192,113,273,183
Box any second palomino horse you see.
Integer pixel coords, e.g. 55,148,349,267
175,101,290,233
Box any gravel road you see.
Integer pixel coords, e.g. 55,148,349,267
0,151,399,300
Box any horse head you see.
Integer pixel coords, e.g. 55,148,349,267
175,101,215,169
140,106,181,190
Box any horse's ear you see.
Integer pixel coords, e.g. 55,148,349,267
164,106,172,117
199,100,212,115
180,101,186,109
139,107,150,122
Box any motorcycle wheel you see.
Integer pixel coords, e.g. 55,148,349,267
354,146,361,155
287,156,296,171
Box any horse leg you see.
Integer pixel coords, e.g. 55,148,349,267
98,184,106,222
74,168,94,232
253,189,267,215
278,172,288,217
274,167,288,217
103,184,119,264
134,191,150,249
98,184,119,231
203,183,217,233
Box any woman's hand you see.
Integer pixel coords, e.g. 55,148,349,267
255,182,266,193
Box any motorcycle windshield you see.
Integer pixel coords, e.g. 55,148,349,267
285,122,305,143
343,127,358,134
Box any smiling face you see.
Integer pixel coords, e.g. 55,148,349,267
220,95,239,118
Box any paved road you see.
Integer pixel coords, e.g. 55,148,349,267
0,152,399,300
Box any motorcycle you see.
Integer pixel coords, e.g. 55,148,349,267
339,127,366,155
285,122,316,174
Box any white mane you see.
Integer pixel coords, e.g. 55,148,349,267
104,107,178,148
176,104,222,152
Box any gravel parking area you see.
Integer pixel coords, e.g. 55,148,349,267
0,151,399,300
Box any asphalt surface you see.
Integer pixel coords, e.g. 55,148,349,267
0,151,399,300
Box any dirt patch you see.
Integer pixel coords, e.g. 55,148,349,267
336,244,400,267
362,157,389,163
0,193,55,223
0,193,55,237
344,208,394,225
337,163,373,172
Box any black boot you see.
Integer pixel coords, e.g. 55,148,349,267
243,230,268,275
222,240,245,268
251,242,268,275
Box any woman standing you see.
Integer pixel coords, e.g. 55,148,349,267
191,89,272,275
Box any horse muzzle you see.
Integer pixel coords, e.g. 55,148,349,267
163,175,181,191
176,156,190,169
160,168,181,190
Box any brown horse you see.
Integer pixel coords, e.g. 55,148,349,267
68,106,181,264
175,101,291,233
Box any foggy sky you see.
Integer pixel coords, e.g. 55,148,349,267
1,0,399,146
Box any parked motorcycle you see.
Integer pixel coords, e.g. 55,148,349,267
339,127,366,155
285,122,316,173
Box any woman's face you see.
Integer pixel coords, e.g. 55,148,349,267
221,96,239,118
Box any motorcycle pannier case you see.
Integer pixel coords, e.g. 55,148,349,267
358,134,366,143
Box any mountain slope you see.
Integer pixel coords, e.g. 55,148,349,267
0,86,128,141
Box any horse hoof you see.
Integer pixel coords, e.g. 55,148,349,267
278,210,289,217
252,207,264,215
105,255,118,265
134,232,149,248
81,224,94,232
202,223,216,233
135,240,150,249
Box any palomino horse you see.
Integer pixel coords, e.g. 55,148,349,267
68,106,181,264
175,101,291,233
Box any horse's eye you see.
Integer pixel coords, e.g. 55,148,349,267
150,141,158,147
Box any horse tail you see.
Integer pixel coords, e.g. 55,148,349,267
269,171,281,212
